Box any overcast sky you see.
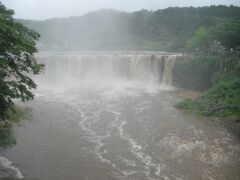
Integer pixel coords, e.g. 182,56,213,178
2,0,240,20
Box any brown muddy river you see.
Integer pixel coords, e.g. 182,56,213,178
1,53,240,179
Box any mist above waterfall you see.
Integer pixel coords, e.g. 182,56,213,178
35,52,178,91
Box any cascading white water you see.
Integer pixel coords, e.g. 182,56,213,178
35,52,177,90
162,56,176,85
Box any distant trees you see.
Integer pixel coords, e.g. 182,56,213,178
175,14,240,121
186,19,240,54
0,3,43,121
20,5,240,51
211,19,240,50
186,27,211,52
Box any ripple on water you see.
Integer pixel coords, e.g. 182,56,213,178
158,134,207,158
15,87,240,180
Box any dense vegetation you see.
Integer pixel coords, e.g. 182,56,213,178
175,64,240,140
176,77,240,118
175,16,240,121
164,3,240,123
0,3,43,122
173,56,221,90
20,5,240,51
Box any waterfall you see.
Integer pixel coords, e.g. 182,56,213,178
162,56,176,85
35,52,177,89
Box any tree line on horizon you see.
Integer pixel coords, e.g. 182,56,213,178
19,5,240,51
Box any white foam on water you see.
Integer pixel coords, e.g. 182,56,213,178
199,145,230,168
32,83,175,180
0,156,24,179
74,102,124,173
158,134,207,158
105,105,166,180
120,158,137,167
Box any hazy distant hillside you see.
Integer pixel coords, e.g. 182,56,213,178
19,5,240,51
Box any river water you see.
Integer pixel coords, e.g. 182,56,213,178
1,53,240,179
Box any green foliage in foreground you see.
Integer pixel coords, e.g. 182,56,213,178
0,106,26,148
2,106,27,124
0,123,16,148
176,77,240,119
0,106,32,148
0,3,43,121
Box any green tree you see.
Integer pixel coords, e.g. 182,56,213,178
186,27,211,52
211,19,240,50
0,3,43,121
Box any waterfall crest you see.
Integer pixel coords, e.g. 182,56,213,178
35,53,178,89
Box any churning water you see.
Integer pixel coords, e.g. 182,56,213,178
1,52,240,180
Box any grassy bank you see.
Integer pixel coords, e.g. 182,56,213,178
176,77,240,119
175,53,240,136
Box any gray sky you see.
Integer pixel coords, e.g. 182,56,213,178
2,0,240,20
